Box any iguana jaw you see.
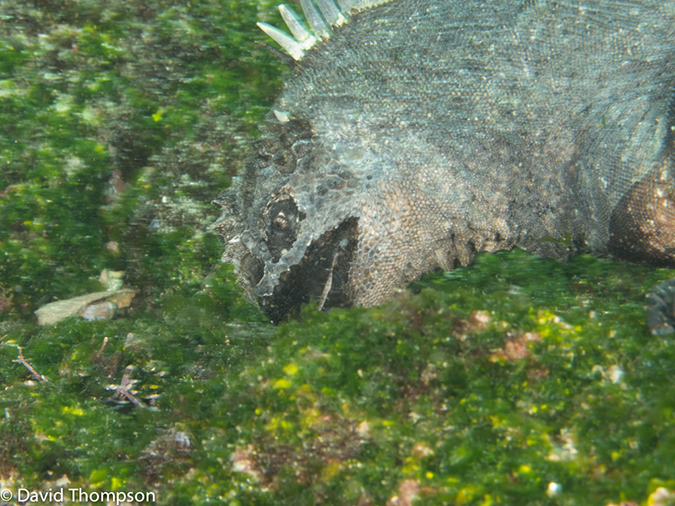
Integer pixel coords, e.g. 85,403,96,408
253,217,359,323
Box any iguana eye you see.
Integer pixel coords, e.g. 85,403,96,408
263,193,304,263
272,211,289,230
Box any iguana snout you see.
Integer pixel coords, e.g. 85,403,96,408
256,215,359,323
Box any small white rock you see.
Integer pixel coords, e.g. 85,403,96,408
547,482,562,497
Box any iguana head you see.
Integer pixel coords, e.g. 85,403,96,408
213,115,355,321
213,113,407,323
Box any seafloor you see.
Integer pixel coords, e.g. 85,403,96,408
1,1,674,505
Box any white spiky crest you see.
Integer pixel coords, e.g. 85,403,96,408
257,0,390,60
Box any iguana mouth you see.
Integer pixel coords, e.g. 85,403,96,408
257,217,359,323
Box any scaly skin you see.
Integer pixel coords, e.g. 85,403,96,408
214,0,675,327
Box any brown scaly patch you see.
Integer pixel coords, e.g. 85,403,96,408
609,162,675,266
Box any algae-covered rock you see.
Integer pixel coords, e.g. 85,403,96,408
35,289,136,325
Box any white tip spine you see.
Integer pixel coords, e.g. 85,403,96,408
261,0,352,61
300,0,331,39
279,4,316,49
257,21,306,60
316,0,347,26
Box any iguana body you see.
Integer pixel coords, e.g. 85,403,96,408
215,0,675,327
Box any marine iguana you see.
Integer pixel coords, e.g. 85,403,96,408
214,0,675,331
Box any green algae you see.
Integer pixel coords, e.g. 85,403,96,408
1,1,675,505
0,0,284,316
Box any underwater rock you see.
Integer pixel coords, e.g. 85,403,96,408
35,288,136,325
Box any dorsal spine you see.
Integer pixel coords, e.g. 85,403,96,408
257,0,388,60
